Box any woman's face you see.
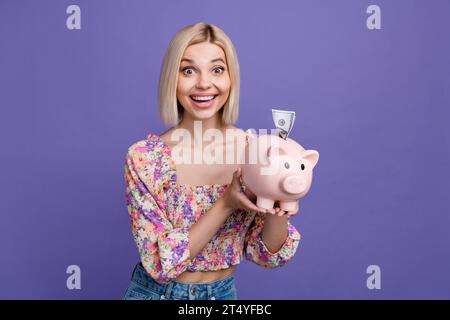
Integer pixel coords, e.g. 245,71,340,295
177,42,231,123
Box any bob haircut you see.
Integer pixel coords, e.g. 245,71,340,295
158,22,240,126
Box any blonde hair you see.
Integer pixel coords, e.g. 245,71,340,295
158,22,240,126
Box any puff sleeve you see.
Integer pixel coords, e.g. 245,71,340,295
125,141,191,284
244,212,301,268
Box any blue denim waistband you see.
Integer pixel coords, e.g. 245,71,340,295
130,263,236,298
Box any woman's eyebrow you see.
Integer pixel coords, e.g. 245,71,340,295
181,57,225,64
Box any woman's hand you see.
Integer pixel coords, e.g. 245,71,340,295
242,180,300,218
272,201,299,217
223,168,301,217
222,168,268,214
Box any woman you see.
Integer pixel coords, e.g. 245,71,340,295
123,22,301,300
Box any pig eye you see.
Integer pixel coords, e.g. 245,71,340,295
284,162,290,169
301,164,305,170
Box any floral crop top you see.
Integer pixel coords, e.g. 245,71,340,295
124,133,301,284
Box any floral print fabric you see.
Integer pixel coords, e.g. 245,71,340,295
125,133,301,284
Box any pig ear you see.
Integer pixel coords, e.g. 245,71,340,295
302,150,319,168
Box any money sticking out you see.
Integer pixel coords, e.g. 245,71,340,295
272,109,296,139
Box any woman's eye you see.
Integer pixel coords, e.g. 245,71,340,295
300,163,305,170
213,67,225,74
182,67,194,75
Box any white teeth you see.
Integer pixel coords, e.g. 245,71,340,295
191,95,215,101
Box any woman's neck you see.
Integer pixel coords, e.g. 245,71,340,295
177,112,230,137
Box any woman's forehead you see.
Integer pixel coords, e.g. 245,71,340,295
182,42,226,63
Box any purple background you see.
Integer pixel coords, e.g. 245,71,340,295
1,0,449,299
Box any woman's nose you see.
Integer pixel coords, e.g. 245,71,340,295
195,73,212,89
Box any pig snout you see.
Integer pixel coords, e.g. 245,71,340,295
282,175,305,194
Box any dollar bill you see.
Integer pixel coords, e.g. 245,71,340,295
272,109,296,139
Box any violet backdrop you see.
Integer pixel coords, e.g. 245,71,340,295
0,0,449,299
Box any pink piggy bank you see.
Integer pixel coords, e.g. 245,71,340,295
240,133,319,212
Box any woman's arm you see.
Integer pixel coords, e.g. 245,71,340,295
261,214,289,253
261,202,299,253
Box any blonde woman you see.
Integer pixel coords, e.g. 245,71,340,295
123,22,301,300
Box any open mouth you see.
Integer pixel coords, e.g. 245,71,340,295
189,95,217,103
189,95,217,107
190,95,217,102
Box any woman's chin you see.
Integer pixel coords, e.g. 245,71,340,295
186,107,222,122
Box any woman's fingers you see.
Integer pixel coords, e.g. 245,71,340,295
234,167,242,179
232,173,300,215
239,193,268,214
231,169,240,185
245,202,267,214
243,188,256,201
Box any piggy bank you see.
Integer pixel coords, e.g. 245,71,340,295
240,133,319,211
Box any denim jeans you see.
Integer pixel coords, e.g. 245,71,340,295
123,263,238,300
